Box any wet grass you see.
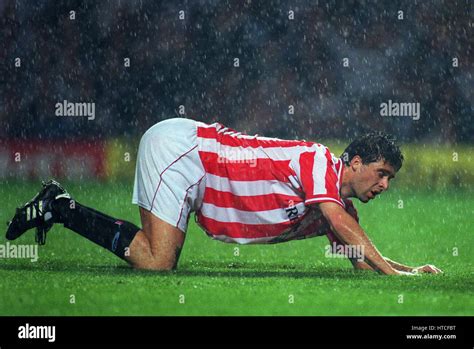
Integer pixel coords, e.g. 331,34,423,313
0,180,472,315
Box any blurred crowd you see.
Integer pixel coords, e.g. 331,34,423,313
1,0,472,143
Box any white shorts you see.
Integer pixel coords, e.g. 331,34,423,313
132,118,206,232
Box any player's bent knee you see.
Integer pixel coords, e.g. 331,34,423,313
127,232,179,271
132,258,176,271
135,208,185,271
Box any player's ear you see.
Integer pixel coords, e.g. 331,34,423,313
350,155,363,171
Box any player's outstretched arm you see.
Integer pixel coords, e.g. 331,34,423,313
349,255,443,275
319,202,412,275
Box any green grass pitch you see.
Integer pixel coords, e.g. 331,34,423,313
0,180,473,315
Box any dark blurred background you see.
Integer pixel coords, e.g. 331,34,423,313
1,0,472,143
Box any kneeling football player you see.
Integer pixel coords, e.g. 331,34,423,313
6,118,442,275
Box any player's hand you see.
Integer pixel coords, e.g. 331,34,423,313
393,269,419,276
412,264,443,274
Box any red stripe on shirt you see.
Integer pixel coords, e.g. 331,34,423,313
203,187,303,211
198,151,293,182
324,148,339,196
197,126,312,148
336,159,344,190
299,151,315,198
196,213,302,238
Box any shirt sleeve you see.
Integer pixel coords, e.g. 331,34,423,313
299,145,344,208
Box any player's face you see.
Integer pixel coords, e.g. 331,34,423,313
352,159,396,203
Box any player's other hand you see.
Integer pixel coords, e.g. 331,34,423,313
412,264,443,274
393,269,420,276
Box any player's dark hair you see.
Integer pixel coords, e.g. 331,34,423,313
341,132,404,171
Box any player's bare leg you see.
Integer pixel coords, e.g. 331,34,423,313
126,208,185,271
6,180,186,271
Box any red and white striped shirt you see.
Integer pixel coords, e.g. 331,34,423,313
195,121,346,244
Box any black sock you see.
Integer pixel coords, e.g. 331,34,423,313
52,198,140,260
